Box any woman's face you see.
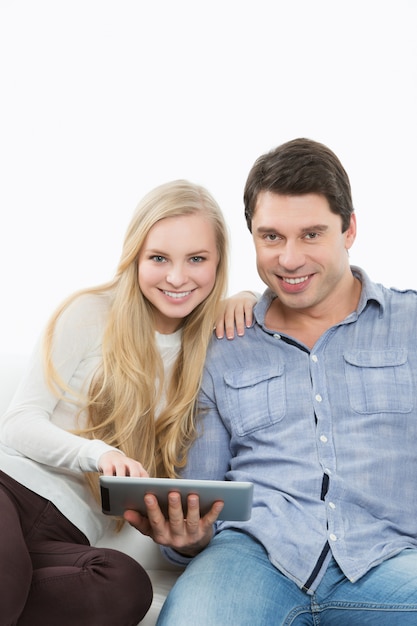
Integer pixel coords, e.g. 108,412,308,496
138,213,219,333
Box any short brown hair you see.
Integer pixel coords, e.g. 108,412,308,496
244,138,354,232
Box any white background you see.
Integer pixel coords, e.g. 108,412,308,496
1,0,416,355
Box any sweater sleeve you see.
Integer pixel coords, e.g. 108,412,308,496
0,294,120,473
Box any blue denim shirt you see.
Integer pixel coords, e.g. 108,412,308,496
171,267,417,592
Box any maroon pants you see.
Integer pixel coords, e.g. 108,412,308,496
0,471,152,625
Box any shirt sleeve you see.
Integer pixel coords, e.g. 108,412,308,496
160,372,232,566
0,294,120,473
181,379,232,481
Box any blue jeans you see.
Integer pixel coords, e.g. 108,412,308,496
157,530,417,625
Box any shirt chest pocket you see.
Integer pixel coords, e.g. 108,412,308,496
224,365,286,436
344,349,412,414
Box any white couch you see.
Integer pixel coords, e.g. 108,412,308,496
0,355,182,625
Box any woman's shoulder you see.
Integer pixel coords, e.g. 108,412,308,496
57,291,112,331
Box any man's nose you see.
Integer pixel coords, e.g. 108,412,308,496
278,241,305,271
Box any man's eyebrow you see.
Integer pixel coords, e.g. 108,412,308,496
300,224,329,234
254,225,279,234
255,224,329,234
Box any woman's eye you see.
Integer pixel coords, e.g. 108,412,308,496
190,256,204,263
151,255,166,262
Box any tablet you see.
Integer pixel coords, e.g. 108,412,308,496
100,476,254,521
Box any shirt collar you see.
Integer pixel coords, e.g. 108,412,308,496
350,265,385,316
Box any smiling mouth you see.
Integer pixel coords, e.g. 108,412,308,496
281,275,309,285
162,290,192,299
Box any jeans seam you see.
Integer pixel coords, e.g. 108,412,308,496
283,605,312,625
318,600,417,611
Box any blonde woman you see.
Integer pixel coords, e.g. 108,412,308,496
0,180,255,626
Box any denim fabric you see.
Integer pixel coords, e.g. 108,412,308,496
158,531,417,625
169,267,417,594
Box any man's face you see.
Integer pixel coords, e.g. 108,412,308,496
251,191,356,315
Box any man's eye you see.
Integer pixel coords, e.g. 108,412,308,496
305,232,319,240
265,234,278,241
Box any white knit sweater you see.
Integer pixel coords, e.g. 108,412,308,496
0,293,181,544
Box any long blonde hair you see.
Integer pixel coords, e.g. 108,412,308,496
43,180,229,493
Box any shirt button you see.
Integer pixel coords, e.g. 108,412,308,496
329,533,337,541
273,333,281,339
329,502,336,509
315,394,322,402
320,435,328,443
311,354,318,362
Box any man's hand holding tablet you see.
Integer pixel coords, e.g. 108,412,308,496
100,476,253,556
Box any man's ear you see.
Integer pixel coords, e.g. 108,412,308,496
344,213,357,251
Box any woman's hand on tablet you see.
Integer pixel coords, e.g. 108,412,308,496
123,491,224,556
98,451,149,478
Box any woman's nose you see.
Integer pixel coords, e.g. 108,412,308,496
166,265,187,287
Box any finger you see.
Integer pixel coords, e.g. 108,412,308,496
123,509,151,534
225,310,239,339
113,461,134,476
214,305,226,339
184,494,201,535
167,491,187,534
214,303,239,339
105,458,148,478
98,450,126,475
97,456,114,475
201,500,224,528
99,457,128,476
142,493,174,544
124,462,148,478
231,304,246,338
143,493,166,523
184,495,222,538
243,300,254,328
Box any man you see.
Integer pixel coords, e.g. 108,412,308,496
126,138,417,624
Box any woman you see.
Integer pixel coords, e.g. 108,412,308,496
0,180,255,625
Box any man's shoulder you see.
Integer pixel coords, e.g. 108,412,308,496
357,266,417,312
206,324,261,363
379,283,417,308
388,285,417,297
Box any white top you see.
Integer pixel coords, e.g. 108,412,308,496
0,293,182,545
